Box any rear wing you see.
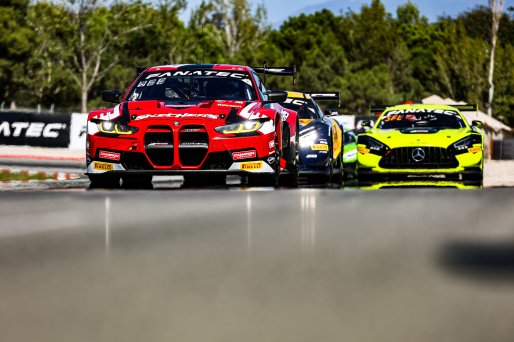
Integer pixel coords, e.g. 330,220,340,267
252,64,297,87
307,92,340,106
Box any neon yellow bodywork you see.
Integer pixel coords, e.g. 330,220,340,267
357,104,484,175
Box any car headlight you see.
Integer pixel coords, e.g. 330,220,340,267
215,120,263,135
97,121,138,135
452,135,482,151
299,131,318,148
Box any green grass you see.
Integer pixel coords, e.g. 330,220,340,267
0,170,54,182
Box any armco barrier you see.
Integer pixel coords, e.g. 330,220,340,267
0,111,71,148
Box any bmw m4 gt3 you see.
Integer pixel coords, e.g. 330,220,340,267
357,104,484,181
86,64,299,187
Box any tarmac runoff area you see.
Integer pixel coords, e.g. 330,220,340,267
0,189,514,341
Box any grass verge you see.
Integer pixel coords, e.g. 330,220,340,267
0,170,54,182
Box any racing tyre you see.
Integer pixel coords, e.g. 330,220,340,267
462,171,483,182
343,162,357,180
280,125,299,188
183,174,226,187
247,133,280,187
122,175,153,189
332,156,343,185
356,171,376,183
88,174,121,189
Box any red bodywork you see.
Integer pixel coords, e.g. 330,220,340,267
86,64,298,175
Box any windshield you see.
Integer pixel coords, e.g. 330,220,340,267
377,109,466,129
127,71,258,101
281,99,320,120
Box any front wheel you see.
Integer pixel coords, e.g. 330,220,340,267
88,173,121,189
122,175,153,189
183,174,226,187
280,127,299,188
332,156,343,185
247,133,280,187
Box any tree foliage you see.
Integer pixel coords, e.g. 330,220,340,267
0,0,513,125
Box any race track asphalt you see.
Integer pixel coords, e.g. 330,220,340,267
1,189,514,342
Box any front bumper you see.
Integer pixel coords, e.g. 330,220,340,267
87,126,277,175
357,148,483,175
86,159,277,176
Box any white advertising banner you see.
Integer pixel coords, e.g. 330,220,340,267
69,113,87,150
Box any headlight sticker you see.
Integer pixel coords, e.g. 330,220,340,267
358,147,370,154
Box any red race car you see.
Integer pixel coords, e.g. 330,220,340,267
86,64,299,187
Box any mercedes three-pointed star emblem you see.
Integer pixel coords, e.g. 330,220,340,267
412,148,426,162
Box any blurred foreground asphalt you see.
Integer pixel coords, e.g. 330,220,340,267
0,189,514,342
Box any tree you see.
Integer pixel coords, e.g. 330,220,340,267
0,0,34,106
190,0,268,61
487,0,505,117
37,0,151,113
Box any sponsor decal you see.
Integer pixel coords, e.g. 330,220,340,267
146,71,248,79
284,98,307,106
358,147,370,154
269,140,275,149
312,143,329,151
385,109,458,116
99,150,121,161
306,154,317,159
281,110,289,121
134,113,218,120
468,146,482,153
299,119,313,126
232,150,257,161
241,161,263,171
0,122,66,138
216,103,244,108
93,162,113,171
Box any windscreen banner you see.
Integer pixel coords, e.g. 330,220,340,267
0,111,71,148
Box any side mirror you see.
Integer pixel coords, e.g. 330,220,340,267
102,90,122,103
324,108,339,116
472,120,483,129
360,120,371,128
264,90,288,104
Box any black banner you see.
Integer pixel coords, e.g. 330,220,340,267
0,111,71,148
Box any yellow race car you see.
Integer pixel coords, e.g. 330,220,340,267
357,104,484,181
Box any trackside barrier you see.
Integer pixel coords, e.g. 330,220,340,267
69,113,87,150
493,140,514,160
0,111,71,148
2,111,514,159
0,111,88,150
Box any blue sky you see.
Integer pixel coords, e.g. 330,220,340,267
179,0,513,25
